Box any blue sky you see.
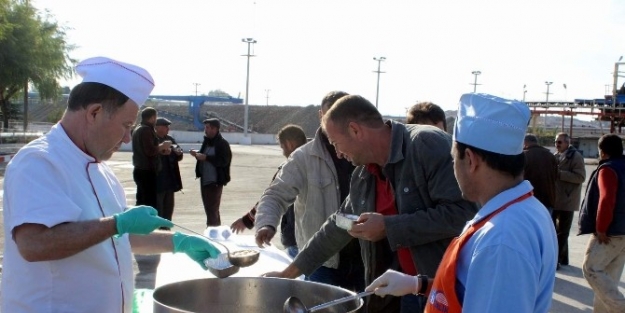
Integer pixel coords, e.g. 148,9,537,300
34,0,625,116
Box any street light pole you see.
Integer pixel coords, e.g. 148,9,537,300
471,71,481,93
373,57,386,109
241,38,257,137
265,89,270,106
523,84,527,102
545,81,553,103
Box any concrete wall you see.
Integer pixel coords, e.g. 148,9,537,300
119,131,277,151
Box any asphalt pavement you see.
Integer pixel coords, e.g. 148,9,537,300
0,145,622,312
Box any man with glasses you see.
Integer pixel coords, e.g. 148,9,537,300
553,132,586,269
1,57,220,312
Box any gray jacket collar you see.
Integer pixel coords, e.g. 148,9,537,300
386,120,406,166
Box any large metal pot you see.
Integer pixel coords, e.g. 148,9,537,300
153,277,363,313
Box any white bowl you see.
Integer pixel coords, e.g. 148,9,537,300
336,213,359,231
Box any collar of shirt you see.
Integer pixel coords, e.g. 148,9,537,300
466,180,533,228
55,123,97,163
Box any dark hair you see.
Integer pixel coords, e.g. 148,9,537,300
524,134,538,144
321,91,349,112
322,95,383,132
140,107,157,121
277,124,307,146
203,118,221,129
67,82,129,114
455,141,525,177
598,134,624,157
406,102,447,131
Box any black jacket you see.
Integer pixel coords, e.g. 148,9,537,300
131,122,159,170
579,156,625,235
157,135,183,193
194,132,232,186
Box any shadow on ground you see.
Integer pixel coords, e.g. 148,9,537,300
551,265,594,312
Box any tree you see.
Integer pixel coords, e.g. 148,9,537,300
0,0,74,129
207,89,233,98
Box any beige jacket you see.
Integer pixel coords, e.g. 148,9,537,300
554,146,586,211
255,130,342,269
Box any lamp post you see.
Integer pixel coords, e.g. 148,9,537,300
373,57,386,109
264,89,270,106
241,38,257,136
471,71,481,93
523,84,527,102
545,81,553,103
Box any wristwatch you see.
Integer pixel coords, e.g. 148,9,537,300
416,274,428,295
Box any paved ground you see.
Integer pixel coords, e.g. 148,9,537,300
0,144,623,312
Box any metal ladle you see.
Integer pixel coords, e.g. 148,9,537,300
283,290,374,313
172,223,260,268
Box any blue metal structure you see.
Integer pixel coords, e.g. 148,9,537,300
148,95,243,130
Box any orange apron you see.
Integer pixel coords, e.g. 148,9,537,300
424,192,532,313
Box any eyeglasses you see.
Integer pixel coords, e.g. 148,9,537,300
555,141,563,144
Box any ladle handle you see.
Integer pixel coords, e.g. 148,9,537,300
171,223,231,254
308,290,374,312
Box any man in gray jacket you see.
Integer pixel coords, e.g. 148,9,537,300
553,132,586,268
255,91,364,292
263,95,477,313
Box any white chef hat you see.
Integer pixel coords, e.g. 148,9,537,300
75,56,155,106
453,93,531,155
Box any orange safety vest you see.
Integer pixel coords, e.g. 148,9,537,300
424,192,532,313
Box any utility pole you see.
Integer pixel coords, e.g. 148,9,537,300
613,56,624,108
545,81,553,103
471,71,481,93
373,57,386,109
544,81,553,130
192,83,201,96
241,38,257,136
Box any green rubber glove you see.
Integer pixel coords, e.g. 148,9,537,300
172,232,221,270
113,205,173,235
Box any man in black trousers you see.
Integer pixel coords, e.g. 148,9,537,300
191,118,232,226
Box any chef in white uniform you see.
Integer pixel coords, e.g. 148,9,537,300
1,57,220,313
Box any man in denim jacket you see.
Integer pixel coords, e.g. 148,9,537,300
263,95,477,313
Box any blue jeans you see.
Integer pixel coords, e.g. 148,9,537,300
285,246,298,259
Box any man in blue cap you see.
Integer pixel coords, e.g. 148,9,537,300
366,93,558,313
